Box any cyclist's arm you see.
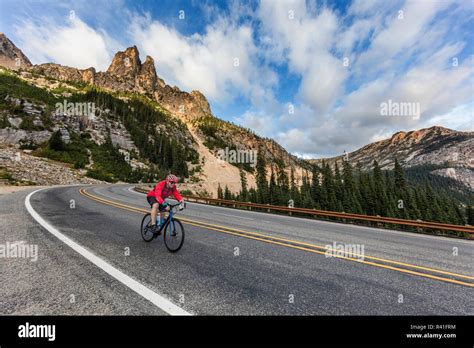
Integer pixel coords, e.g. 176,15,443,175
172,188,184,203
154,181,166,204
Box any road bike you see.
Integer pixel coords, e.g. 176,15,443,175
140,201,185,252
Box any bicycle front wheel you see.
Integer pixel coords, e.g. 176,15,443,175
163,219,185,252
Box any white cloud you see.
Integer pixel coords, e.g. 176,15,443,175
14,16,118,70
354,0,451,78
258,1,346,114
129,13,277,104
235,110,276,137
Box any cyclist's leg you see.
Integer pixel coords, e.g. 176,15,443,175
147,196,159,226
158,204,167,225
151,203,159,225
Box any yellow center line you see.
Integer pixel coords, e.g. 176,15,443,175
79,188,474,287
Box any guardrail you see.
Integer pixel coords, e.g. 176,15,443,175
134,186,474,238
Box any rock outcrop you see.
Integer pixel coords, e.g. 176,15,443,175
107,46,141,77
0,33,32,70
0,146,106,185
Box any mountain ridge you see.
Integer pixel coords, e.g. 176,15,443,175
309,126,473,190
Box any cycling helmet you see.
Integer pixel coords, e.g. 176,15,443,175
166,174,178,184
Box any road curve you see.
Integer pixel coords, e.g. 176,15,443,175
2,184,473,315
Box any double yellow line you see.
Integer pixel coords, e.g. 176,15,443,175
79,188,474,287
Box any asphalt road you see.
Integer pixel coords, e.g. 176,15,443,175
1,184,473,315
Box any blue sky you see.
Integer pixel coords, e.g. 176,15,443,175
0,0,472,158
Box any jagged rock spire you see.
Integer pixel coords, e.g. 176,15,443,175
107,45,141,78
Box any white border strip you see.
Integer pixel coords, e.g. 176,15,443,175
127,186,146,195
25,188,192,316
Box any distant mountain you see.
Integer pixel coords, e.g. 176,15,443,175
0,33,32,70
309,126,473,190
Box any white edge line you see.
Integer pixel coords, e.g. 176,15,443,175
25,187,192,316
128,186,145,195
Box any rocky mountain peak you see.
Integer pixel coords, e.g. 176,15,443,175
390,126,455,145
190,90,211,115
0,33,32,70
107,45,141,78
390,131,407,143
137,55,161,91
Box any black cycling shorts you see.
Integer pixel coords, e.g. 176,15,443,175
147,196,167,211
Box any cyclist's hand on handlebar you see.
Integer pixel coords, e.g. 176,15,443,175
179,201,185,211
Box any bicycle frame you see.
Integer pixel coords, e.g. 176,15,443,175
157,203,181,233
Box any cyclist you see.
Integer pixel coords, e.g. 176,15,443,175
147,174,184,233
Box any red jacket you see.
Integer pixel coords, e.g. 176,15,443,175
147,180,183,204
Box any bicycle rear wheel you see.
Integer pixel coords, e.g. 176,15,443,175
141,213,154,242
163,219,185,252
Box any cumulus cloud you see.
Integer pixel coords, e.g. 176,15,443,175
236,110,276,137
14,16,118,70
258,1,346,114
129,13,277,104
353,0,451,78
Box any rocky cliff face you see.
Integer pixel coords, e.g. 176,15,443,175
0,33,32,70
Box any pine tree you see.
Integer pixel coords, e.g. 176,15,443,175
310,166,322,208
255,149,268,204
334,162,344,205
239,169,248,201
372,160,388,216
248,187,257,203
217,184,223,199
342,160,357,213
290,167,301,207
300,173,313,208
425,184,445,222
321,163,337,211
49,130,65,151
467,205,474,225
394,158,407,192
358,171,374,215
269,167,278,205
277,164,290,205
224,185,232,200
